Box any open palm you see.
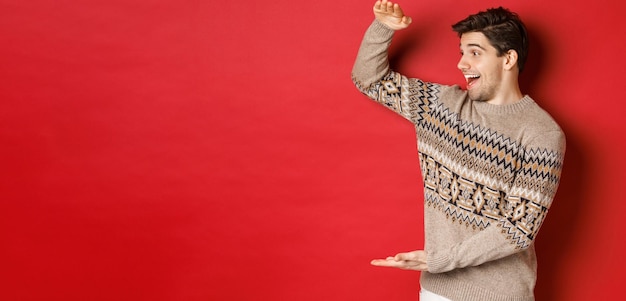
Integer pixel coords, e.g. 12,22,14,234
373,0,412,30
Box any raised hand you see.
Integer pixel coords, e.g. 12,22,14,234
373,0,412,30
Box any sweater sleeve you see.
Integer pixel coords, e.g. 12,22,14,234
351,20,434,124
427,130,566,273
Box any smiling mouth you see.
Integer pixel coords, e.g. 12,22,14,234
464,74,480,89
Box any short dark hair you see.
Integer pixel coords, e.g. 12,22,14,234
452,7,529,73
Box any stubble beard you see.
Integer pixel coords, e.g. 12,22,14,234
468,80,499,103
468,89,488,102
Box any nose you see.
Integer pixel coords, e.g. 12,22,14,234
457,55,469,71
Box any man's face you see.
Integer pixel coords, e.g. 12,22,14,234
457,32,505,102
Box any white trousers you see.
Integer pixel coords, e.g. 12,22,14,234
419,287,452,301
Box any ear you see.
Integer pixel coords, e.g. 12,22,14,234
503,49,519,71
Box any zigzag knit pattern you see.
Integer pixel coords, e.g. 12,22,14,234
354,71,564,249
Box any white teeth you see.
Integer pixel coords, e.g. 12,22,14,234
464,74,480,79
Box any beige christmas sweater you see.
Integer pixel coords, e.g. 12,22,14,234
352,20,566,301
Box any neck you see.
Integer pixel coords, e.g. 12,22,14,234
486,75,523,105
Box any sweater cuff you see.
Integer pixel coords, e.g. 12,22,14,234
369,19,396,38
427,252,451,274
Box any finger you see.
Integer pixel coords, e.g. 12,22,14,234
371,258,426,270
371,258,405,268
402,16,412,25
393,3,404,17
380,0,393,12
394,252,413,261
373,0,381,10
371,257,395,263
394,251,423,262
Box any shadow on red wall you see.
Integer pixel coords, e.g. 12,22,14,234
522,24,589,301
534,132,587,300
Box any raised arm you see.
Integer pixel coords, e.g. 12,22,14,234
352,0,412,87
352,1,428,123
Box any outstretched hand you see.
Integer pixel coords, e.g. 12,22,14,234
371,250,428,271
373,0,412,30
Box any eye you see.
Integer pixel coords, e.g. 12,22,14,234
472,51,480,56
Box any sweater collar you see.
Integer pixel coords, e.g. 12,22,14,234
473,95,535,115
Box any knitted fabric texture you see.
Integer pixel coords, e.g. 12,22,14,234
352,20,565,301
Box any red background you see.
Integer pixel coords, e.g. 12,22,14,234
1,0,625,300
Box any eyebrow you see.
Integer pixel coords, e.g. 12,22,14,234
460,43,487,51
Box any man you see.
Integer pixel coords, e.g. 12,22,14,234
352,1,565,300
